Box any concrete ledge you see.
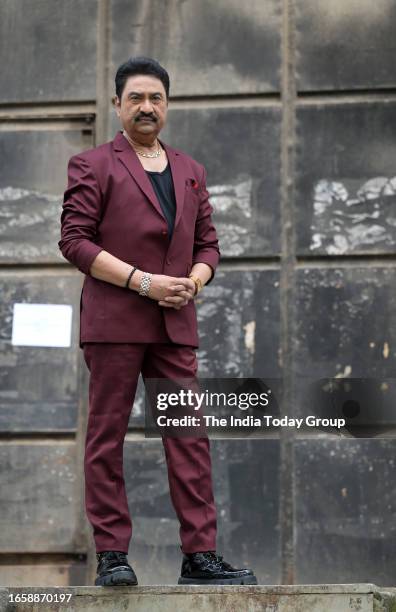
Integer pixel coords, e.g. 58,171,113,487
2,583,396,612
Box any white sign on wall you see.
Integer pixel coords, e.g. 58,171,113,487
11,303,73,348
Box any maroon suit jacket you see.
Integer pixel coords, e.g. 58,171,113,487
58,130,220,348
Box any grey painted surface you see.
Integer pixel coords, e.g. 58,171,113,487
111,0,281,96
0,129,93,264
195,269,281,377
121,439,280,586
296,0,396,91
295,102,396,255
0,0,97,103
295,439,396,586
0,444,78,552
0,558,86,587
0,273,81,432
294,267,396,380
293,267,396,438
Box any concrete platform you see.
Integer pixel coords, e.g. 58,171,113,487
2,584,396,612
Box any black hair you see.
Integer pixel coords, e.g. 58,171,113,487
115,56,170,100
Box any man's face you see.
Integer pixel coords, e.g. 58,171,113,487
114,74,168,139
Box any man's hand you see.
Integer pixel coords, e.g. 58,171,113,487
148,274,196,309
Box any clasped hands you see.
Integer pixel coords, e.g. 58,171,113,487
148,274,197,310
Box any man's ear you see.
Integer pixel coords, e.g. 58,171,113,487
112,96,121,117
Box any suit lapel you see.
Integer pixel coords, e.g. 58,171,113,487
159,137,186,230
113,130,165,221
112,131,186,231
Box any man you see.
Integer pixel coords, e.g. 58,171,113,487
59,56,257,586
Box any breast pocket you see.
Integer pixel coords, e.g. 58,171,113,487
184,182,201,211
185,177,203,196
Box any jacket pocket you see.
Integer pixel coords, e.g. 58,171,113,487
185,177,203,195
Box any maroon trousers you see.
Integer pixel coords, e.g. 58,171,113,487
82,340,217,554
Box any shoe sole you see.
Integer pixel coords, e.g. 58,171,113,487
95,569,138,587
178,575,258,585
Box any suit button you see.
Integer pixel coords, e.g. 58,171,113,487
166,258,171,265
161,230,167,235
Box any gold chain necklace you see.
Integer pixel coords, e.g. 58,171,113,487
122,130,162,158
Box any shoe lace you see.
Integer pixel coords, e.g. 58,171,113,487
203,551,224,569
204,551,234,571
97,551,128,566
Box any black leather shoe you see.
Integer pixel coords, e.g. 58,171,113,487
95,551,138,586
178,551,258,585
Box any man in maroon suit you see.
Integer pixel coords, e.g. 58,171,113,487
59,56,257,586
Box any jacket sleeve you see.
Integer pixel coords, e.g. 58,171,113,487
192,165,221,285
58,154,104,275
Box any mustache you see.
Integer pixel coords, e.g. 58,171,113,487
135,113,157,122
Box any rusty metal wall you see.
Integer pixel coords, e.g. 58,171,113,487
0,0,395,587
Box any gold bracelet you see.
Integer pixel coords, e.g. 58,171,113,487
189,274,203,296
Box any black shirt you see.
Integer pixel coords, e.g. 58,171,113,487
146,163,176,240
